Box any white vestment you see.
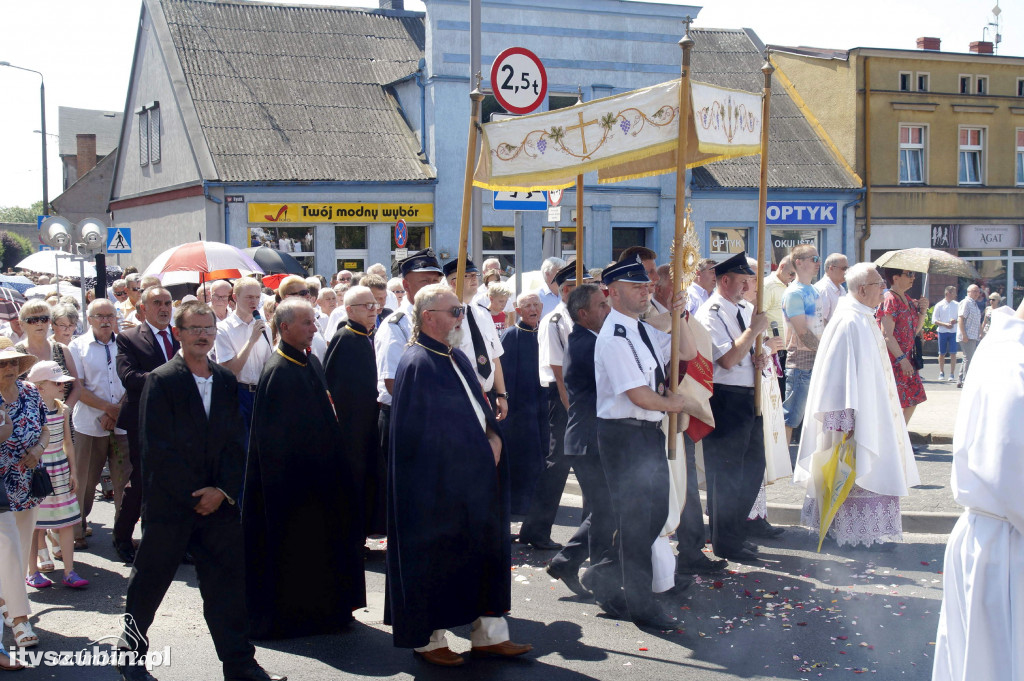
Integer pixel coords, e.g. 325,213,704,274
933,312,1024,681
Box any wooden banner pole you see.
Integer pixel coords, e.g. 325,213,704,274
667,22,694,461
456,74,484,302
575,174,584,285
754,57,774,416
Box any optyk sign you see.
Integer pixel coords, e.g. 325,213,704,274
766,201,837,226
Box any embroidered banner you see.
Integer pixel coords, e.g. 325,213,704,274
473,79,763,191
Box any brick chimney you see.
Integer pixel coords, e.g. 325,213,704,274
916,37,941,51
969,41,994,54
76,133,97,178
379,0,404,8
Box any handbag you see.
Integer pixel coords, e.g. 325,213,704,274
30,466,54,498
913,335,925,371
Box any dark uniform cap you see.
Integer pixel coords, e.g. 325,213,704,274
553,261,594,288
398,248,443,277
442,258,480,278
713,252,756,277
601,255,651,286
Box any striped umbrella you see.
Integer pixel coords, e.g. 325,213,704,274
143,241,263,286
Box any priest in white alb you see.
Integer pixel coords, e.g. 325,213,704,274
932,300,1023,681
793,263,920,547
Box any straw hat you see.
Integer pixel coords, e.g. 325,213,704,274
0,337,39,375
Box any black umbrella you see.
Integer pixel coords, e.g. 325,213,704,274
242,247,308,276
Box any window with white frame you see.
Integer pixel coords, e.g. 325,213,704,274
917,73,929,92
975,75,988,95
958,128,984,185
1018,78,1024,97
959,75,971,95
899,125,925,184
1016,129,1024,186
899,72,912,92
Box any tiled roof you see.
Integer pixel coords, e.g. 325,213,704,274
689,28,860,190
158,0,434,183
58,107,123,157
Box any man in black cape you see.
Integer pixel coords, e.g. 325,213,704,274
498,291,548,515
243,298,366,639
324,285,384,536
385,283,532,666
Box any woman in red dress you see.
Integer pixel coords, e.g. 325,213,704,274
876,268,928,423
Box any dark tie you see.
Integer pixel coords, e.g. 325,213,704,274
736,308,747,331
465,306,491,380
103,341,112,366
157,328,173,361
636,322,667,394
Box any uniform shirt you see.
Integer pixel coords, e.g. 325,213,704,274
537,285,561,319
595,307,670,422
782,281,824,371
762,273,788,332
69,330,126,437
957,297,981,342
374,299,413,405
538,301,573,387
684,283,710,316
932,298,959,333
456,303,505,391
214,311,273,385
696,291,755,388
813,277,846,325
324,305,349,340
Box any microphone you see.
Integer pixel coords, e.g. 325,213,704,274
253,309,271,345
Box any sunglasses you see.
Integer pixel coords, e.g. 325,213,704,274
798,255,821,263
901,271,917,278
287,289,311,297
0,359,20,368
113,290,128,297
25,316,51,325
128,287,142,292
427,306,465,319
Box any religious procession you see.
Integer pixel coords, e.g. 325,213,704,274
2,0,1022,680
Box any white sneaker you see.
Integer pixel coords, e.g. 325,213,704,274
948,375,956,383
938,372,945,381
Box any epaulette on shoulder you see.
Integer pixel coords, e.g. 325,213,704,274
389,311,406,324
614,324,627,338
550,312,562,324
709,304,721,314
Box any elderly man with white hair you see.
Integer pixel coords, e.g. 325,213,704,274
793,262,920,549
536,256,565,319
814,253,848,325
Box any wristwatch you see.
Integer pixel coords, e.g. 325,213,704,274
496,392,510,400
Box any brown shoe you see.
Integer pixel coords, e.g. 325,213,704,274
414,647,465,667
470,640,533,658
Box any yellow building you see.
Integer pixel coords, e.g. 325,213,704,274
771,38,1024,305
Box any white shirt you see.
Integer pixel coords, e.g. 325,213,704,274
374,299,413,405
0,324,26,346
309,329,327,363
932,298,959,331
538,301,572,387
193,373,213,418
537,286,561,319
814,277,846,325
684,283,710,316
324,305,349,340
696,292,755,388
595,307,670,422
214,311,273,385
70,330,126,437
457,303,505,391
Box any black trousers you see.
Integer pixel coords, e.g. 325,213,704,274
124,512,255,672
597,419,668,620
704,386,765,555
549,453,617,599
519,386,570,542
113,427,142,546
673,434,707,568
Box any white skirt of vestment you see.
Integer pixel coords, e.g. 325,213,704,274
932,511,1024,681
747,483,767,520
800,484,902,547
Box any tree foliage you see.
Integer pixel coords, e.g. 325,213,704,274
0,231,35,271
0,201,45,224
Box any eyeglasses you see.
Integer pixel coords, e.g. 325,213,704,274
864,281,884,288
0,359,20,368
211,294,230,301
286,289,310,297
113,290,128,297
901,271,917,277
798,255,821,263
350,302,381,310
25,316,51,325
128,287,142,292
427,306,465,318
179,326,217,336
53,322,76,331
90,314,116,321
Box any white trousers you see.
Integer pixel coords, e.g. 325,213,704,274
0,508,35,619
414,616,510,653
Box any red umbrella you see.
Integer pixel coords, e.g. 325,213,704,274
143,241,263,286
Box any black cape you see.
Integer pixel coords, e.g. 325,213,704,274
498,323,549,514
242,341,366,639
324,320,384,536
385,334,511,648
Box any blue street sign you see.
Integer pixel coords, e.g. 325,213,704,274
107,227,132,253
493,190,548,212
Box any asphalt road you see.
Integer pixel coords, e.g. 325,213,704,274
5,492,949,680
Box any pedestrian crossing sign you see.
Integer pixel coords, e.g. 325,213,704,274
107,227,132,254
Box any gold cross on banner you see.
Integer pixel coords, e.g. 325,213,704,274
566,111,599,155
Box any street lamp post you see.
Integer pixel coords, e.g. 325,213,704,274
0,61,48,215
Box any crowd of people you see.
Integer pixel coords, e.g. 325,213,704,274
0,244,1012,679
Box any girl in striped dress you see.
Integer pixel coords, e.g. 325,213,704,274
28,361,88,589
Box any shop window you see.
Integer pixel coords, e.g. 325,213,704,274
958,127,984,185
482,94,509,123
975,75,988,95
611,227,646,261
709,227,749,260
336,258,365,273
482,227,516,273
771,229,820,267
391,225,431,262
898,72,911,92
334,225,367,250
248,225,314,273
560,227,577,261
1016,129,1024,186
898,125,926,184
548,94,579,111
917,73,930,92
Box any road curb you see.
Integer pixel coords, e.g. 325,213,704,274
909,431,954,445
